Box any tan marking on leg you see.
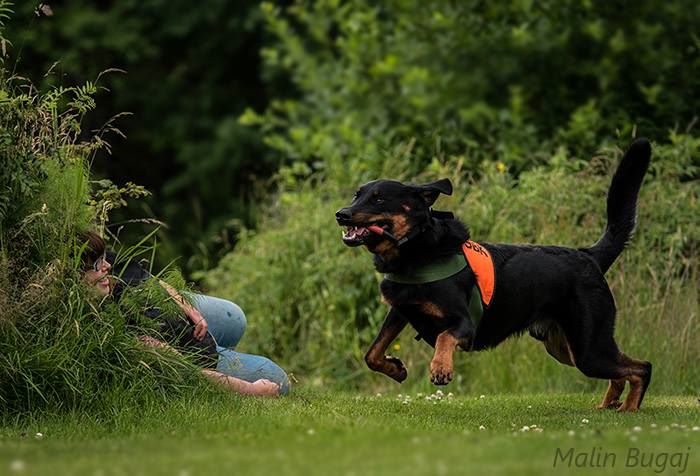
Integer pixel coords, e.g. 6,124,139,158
618,375,643,412
615,353,652,412
597,379,625,410
430,331,458,385
543,329,575,367
421,302,445,318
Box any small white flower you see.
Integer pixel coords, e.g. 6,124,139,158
375,393,382,398
447,392,454,399
34,432,44,439
527,405,532,409
479,394,485,399
691,426,699,432
479,425,486,431
530,424,538,428
650,423,657,429
632,426,642,432
10,460,25,472
568,430,576,436
521,426,530,432
581,418,589,424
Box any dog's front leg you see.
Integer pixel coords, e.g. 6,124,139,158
430,320,473,385
365,308,408,383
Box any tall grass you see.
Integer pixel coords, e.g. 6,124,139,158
204,134,699,395
0,30,205,416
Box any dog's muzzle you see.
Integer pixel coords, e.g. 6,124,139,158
336,208,380,247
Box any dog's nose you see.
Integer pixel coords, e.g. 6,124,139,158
335,208,352,222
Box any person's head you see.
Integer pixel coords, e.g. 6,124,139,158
77,231,111,296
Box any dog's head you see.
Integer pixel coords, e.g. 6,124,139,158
335,178,452,252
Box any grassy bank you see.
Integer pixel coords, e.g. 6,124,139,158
1,389,698,475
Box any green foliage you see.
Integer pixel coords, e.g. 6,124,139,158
4,0,283,273
205,0,700,394
250,0,700,180
206,136,698,394
0,39,204,415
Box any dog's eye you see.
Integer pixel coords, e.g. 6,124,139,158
371,195,384,204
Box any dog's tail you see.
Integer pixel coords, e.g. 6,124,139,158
586,138,651,274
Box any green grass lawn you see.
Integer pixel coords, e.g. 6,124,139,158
1,389,698,476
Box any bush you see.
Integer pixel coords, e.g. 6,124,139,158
0,10,203,415
204,1,699,394
205,136,698,394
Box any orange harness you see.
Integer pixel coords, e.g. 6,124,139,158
462,240,495,307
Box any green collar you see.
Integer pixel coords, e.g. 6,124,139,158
384,253,485,328
384,254,467,284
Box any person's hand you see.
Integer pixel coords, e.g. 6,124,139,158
186,308,208,341
246,379,280,397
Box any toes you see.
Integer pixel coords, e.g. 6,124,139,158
430,371,453,385
596,400,623,410
617,403,639,413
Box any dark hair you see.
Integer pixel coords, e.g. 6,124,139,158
77,231,107,270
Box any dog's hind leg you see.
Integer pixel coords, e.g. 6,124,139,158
570,345,651,412
563,295,652,412
615,353,653,412
542,323,575,367
365,308,409,383
597,378,625,409
565,331,652,412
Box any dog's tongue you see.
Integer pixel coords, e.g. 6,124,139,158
343,226,370,241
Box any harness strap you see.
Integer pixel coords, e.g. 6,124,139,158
384,254,467,284
462,240,495,307
384,240,496,340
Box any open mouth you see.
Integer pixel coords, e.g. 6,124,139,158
342,225,371,245
341,222,390,247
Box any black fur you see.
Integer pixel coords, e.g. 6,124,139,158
336,139,653,411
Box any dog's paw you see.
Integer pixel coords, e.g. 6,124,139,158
385,356,408,383
596,400,623,410
429,361,453,385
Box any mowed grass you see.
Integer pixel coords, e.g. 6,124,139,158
1,389,698,476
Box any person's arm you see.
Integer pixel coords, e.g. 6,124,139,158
201,369,280,397
158,280,208,341
137,336,279,397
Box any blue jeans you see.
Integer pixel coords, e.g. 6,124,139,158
188,294,290,395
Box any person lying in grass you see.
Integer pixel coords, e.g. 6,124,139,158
79,230,290,397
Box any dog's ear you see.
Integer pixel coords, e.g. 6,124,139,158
415,178,452,206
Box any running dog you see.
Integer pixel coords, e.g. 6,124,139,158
335,139,652,411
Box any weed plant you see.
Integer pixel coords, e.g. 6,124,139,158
0,7,205,416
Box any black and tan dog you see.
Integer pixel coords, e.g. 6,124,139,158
335,139,652,411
